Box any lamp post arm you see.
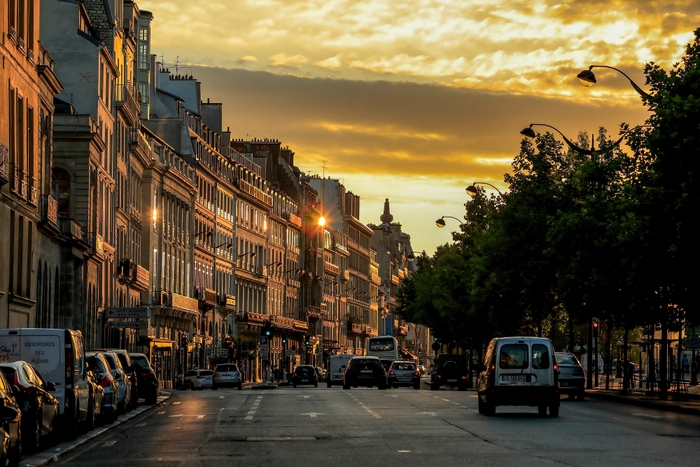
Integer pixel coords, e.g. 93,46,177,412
468,182,504,197
588,65,651,99
442,216,464,225
529,123,595,155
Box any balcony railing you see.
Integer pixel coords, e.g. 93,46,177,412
0,143,9,184
41,195,58,226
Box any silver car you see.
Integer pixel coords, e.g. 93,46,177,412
101,351,133,412
212,364,243,390
184,369,214,390
387,361,421,389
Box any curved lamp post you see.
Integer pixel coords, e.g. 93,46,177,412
577,65,650,99
466,182,503,197
435,216,464,228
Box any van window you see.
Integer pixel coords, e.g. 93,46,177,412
499,344,528,369
72,333,85,376
532,344,550,369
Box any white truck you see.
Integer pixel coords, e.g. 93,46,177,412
326,354,353,388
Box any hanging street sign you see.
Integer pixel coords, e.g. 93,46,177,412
104,307,149,319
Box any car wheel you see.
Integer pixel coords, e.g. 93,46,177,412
314,382,318,388
327,382,331,388
238,383,243,390
577,391,585,401
549,404,560,417
379,384,387,390
190,382,196,390
117,399,126,415
293,383,297,388
538,404,547,416
212,383,218,390
430,383,438,391
146,392,158,405
343,384,350,390
478,396,495,415
413,383,420,390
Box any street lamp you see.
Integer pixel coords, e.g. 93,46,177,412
435,216,464,228
215,242,233,250
466,182,503,197
576,65,651,99
520,123,599,155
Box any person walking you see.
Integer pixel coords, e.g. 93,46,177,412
682,355,689,375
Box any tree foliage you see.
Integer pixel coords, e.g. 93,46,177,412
397,27,700,354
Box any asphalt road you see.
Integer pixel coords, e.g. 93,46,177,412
47,386,700,467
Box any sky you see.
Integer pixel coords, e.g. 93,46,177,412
139,0,699,256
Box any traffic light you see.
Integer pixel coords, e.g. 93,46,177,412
592,317,599,338
282,333,287,345
180,333,188,348
304,334,310,345
263,322,272,337
433,336,439,342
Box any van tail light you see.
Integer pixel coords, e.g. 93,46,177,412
490,364,495,371
66,350,73,379
553,364,559,372
461,375,467,380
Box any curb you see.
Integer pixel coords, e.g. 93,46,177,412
586,390,700,416
21,392,172,467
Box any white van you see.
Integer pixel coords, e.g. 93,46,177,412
0,328,91,437
477,336,560,417
326,354,353,388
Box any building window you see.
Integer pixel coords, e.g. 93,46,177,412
52,168,71,216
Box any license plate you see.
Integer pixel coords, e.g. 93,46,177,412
301,379,308,382
560,381,569,387
399,378,411,382
360,370,372,373
447,379,457,383
503,375,526,382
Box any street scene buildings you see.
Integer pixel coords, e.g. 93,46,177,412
0,0,429,388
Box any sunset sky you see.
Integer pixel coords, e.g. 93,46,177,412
139,0,698,255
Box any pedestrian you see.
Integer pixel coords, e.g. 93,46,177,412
682,355,689,375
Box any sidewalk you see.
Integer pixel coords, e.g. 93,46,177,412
585,378,700,416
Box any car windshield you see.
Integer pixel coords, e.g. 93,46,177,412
200,371,213,376
131,355,150,367
499,344,529,369
392,363,415,371
216,365,239,372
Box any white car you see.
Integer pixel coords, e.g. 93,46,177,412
184,369,213,390
212,364,242,390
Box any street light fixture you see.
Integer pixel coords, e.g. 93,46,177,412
465,182,504,197
576,65,651,99
520,123,598,155
215,242,233,250
435,216,464,228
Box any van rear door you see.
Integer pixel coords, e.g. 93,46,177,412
497,342,531,386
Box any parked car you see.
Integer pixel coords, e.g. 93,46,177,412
95,349,138,410
0,371,22,466
212,364,243,390
556,352,586,400
101,352,133,413
184,369,213,390
431,353,469,391
129,353,159,404
292,365,318,388
477,336,560,417
84,362,105,431
387,361,421,389
417,364,427,376
0,361,60,453
0,328,90,440
343,356,387,390
86,352,118,423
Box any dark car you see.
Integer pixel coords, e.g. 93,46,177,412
0,361,60,453
94,349,138,410
387,361,421,389
343,357,387,390
129,353,159,404
86,352,118,423
555,352,586,400
0,371,22,466
293,365,318,388
431,353,469,391
84,362,106,431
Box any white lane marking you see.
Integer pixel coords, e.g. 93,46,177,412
418,412,437,416
197,415,205,419
300,412,324,418
157,411,165,415
102,440,118,446
134,423,146,427
398,450,411,453
245,415,254,420
172,401,181,405
219,396,225,399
